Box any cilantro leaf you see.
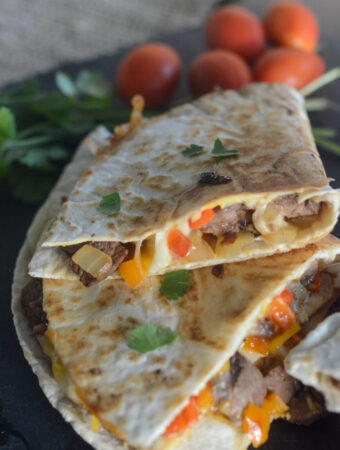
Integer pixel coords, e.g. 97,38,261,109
160,270,192,301
0,107,16,147
98,191,121,215
76,71,111,98
211,138,239,158
56,71,77,98
128,323,178,354
182,144,204,157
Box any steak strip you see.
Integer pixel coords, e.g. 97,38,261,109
68,241,128,287
20,278,47,336
201,194,321,239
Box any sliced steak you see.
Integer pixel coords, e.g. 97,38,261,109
264,364,300,404
274,194,320,219
253,318,278,338
211,353,267,424
290,272,334,323
288,387,326,425
20,278,47,335
70,241,128,287
201,204,256,237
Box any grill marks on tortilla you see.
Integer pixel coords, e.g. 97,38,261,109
198,171,232,185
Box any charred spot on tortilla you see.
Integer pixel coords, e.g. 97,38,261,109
198,171,232,185
212,264,224,279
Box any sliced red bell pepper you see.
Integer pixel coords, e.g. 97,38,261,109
269,289,295,331
189,208,214,229
167,229,193,258
163,396,199,436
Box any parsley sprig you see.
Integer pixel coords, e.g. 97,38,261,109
128,323,178,354
0,71,131,202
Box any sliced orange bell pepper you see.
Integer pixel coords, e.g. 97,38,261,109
262,392,289,417
189,208,214,229
269,289,295,331
242,336,270,356
163,396,199,437
309,271,322,292
197,383,213,409
167,229,193,258
243,403,270,448
118,259,143,287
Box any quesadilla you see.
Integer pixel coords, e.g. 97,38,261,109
29,83,339,287
285,311,340,413
15,232,340,449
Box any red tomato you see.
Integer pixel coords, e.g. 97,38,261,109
116,43,181,108
205,6,266,61
189,50,251,96
264,2,319,53
253,47,325,90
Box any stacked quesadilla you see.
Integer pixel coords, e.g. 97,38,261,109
13,83,340,449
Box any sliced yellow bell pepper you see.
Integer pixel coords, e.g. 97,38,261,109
118,259,143,287
91,415,101,433
197,383,213,409
268,321,301,354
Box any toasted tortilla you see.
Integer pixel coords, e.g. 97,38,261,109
285,312,340,413
33,236,340,448
29,83,339,281
12,128,249,450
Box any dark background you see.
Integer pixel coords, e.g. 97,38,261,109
2,6,340,450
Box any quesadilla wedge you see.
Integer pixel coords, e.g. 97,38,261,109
14,232,340,449
29,83,339,287
285,311,340,414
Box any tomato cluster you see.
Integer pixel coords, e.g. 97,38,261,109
116,2,324,108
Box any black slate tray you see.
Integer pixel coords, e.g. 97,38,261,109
1,20,340,450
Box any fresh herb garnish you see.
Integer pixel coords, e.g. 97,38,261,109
211,138,239,158
98,191,121,215
0,71,131,201
160,270,192,301
183,144,204,157
128,323,178,354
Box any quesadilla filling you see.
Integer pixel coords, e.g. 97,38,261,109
20,258,340,448
160,260,339,447
62,192,326,287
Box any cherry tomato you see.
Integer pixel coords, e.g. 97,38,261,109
116,43,181,108
264,2,319,53
253,47,325,90
205,6,266,61
189,50,251,96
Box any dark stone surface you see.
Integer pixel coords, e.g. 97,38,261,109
1,18,340,450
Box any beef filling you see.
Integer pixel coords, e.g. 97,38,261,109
200,194,321,239
290,272,335,323
68,241,128,287
211,353,267,424
20,278,47,335
288,387,326,425
211,354,299,425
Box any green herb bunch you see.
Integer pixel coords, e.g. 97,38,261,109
0,71,130,202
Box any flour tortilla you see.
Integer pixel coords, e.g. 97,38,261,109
12,129,248,450
29,83,340,281
285,312,340,413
